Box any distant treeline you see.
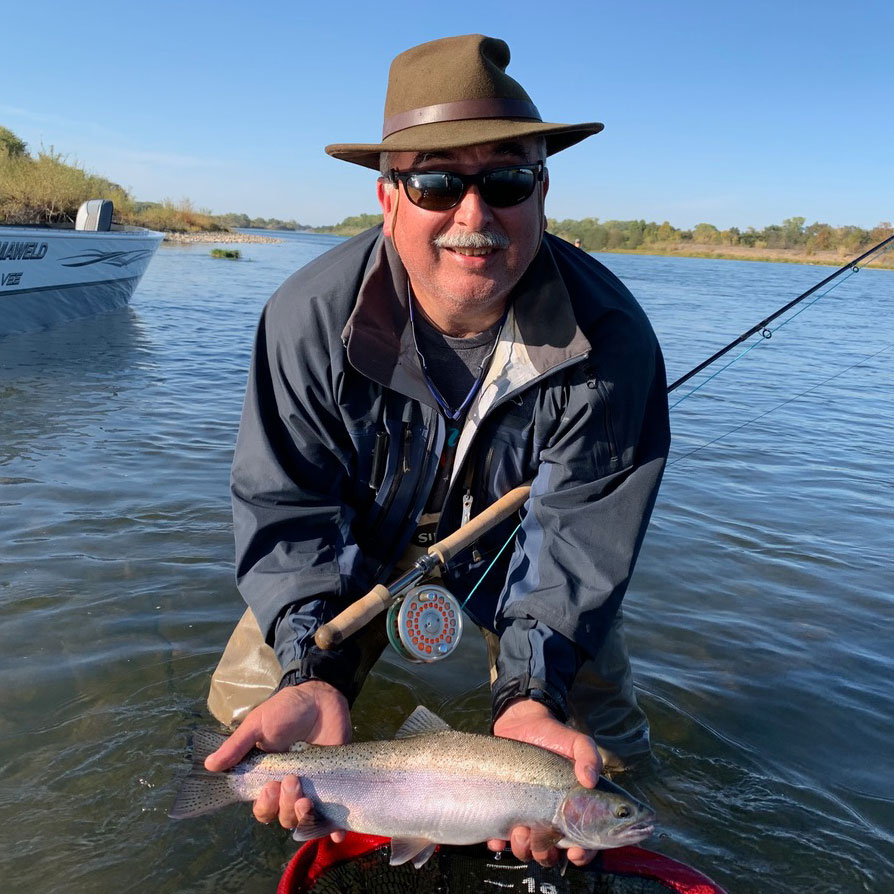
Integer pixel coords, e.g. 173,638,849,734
217,212,386,237
548,217,893,256
2,125,889,260
216,212,311,231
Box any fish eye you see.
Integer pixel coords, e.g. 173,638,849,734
615,805,631,818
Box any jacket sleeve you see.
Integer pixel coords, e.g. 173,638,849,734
491,320,670,722
230,290,366,700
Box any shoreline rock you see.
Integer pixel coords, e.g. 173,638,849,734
162,231,282,244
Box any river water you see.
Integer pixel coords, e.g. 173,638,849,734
1,231,891,893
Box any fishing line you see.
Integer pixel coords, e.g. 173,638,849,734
460,520,522,609
667,340,894,468
668,262,863,410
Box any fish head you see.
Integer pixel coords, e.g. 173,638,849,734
559,778,656,849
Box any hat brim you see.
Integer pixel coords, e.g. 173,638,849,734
325,119,604,170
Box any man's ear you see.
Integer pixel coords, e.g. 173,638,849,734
377,179,396,237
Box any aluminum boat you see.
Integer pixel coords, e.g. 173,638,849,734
1,200,163,336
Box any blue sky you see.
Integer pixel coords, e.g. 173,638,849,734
5,0,892,229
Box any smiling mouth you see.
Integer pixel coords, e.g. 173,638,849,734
447,246,497,257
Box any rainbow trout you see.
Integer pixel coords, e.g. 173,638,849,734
170,706,655,867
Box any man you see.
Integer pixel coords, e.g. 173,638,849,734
205,34,670,869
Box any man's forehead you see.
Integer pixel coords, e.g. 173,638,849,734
392,139,540,169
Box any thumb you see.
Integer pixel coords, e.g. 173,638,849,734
204,721,259,772
571,732,602,788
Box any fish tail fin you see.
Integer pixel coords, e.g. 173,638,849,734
168,728,241,819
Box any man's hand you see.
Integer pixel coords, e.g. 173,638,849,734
489,697,602,868
204,679,350,837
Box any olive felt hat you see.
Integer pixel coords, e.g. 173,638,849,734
325,34,604,170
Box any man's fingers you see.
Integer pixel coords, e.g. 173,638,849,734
278,775,300,828
509,827,532,862
252,780,281,824
487,838,508,852
567,846,598,867
204,722,258,772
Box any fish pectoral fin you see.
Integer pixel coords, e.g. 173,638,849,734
528,826,563,854
394,706,452,739
290,814,341,842
389,836,438,867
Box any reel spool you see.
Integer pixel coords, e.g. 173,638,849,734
386,585,463,663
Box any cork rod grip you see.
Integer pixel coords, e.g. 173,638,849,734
314,584,393,650
428,484,530,564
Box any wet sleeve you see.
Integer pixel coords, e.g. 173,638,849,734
491,620,584,723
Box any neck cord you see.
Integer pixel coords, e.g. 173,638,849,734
408,283,507,421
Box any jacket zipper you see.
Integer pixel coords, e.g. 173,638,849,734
370,431,389,492
376,421,408,524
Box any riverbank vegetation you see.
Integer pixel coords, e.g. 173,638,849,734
2,126,890,266
0,126,224,233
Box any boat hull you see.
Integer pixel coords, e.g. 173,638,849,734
0,227,163,335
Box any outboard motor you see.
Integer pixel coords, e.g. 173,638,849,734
76,199,113,231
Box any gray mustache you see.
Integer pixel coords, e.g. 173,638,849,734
433,230,510,251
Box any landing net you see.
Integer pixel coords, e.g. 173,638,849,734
277,833,727,894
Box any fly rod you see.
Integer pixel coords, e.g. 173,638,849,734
314,484,530,650
667,233,894,394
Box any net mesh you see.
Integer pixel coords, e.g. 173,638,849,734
278,835,725,894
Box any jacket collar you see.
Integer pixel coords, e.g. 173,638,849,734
342,228,591,400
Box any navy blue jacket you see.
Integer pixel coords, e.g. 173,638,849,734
231,227,669,721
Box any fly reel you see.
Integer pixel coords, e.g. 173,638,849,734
386,584,463,663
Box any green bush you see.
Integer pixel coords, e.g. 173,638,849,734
0,142,132,225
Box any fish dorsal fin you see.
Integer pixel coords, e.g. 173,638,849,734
395,705,452,739
389,836,438,867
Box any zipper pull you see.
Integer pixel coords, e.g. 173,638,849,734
461,490,473,527
402,425,413,473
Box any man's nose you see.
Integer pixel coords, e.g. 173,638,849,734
452,185,493,228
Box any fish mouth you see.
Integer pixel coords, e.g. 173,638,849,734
616,819,655,843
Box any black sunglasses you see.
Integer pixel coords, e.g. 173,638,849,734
389,161,545,211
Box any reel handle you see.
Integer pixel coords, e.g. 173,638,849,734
314,484,531,650
428,484,530,564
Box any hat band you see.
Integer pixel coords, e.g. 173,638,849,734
382,98,541,139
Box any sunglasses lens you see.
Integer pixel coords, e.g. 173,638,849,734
404,173,465,211
480,168,537,207
399,165,540,210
